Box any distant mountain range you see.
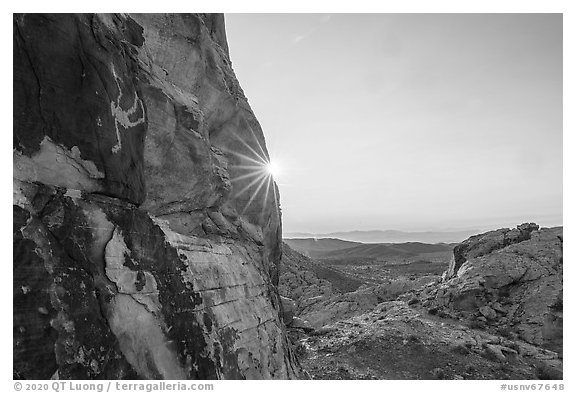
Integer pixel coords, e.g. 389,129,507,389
282,238,362,255
284,238,454,260
283,229,478,244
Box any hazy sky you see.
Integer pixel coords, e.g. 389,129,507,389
225,14,562,233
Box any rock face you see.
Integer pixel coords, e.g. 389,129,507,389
279,243,335,310
431,224,563,353
14,13,299,379
445,223,540,280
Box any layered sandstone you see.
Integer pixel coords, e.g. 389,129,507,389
14,13,298,379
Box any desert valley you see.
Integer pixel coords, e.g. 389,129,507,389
279,223,563,379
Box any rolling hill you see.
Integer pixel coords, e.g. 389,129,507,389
284,229,477,244
284,238,453,261
315,242,453,260
283,238,361,258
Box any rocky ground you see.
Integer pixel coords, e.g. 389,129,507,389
290,302,561,380
280,224,563,380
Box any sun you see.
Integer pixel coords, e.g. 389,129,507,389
220,131,285,215
265,161,281,178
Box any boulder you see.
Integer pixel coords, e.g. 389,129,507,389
483,344,507,363
479,306,497,320
492,302,506,313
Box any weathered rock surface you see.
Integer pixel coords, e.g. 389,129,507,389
445,223,540,280
426,224,562,353
302,275,438,327
279,243,335,311
14,13,298,379
296,301,561,380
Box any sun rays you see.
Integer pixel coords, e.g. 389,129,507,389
265,162,281,177
220,128,282,216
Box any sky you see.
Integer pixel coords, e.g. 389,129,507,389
225,13,563,233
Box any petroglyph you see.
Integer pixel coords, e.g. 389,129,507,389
110,65,145,154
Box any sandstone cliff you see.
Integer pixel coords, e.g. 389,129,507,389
14,13,298,379
421,224,562,353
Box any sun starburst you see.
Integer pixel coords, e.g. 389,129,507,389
265,162,281,177
220,129,282,216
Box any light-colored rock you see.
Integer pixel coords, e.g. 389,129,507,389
445,223,540,280
290,317,314,332
484,344,507,363
434,224,562,352
479,306,497,320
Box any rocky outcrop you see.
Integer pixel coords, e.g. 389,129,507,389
279,244,335,310
445,223,540,280
296,301,562,380
425,224,562,353
14,13,298,379
280,243,437,328
295,276,437,328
